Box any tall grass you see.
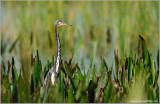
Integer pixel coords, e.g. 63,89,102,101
1,35,159,103
1,1,159,103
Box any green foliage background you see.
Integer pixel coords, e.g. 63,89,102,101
1,1,159,103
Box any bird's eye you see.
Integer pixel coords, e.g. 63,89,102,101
58,22,61,24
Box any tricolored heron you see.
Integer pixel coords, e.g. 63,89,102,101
43,20,72,102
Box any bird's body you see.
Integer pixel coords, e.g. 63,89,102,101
50,21,62,85
43,20,72,102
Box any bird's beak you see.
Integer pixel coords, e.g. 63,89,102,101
59,22,72,26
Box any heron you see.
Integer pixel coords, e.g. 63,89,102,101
43,20,72,102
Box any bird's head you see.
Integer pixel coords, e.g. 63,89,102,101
55,20,72,27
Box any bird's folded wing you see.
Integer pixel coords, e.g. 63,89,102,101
43,71,51,103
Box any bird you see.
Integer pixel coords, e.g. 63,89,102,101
43,20,72,102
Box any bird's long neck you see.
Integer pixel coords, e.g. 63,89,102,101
54,26,61,73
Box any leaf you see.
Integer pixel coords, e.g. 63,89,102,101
12,66,18,82
64,61,74,87
40,87,44,100
138,35,148,62
8,61,12,84
88,80,95,103
71,64,78,75
104,82,112,103
18,73,25,102
7,60,11,74
128,57,133,82
33,58,40,87
89,56,94,69
92,65,96,83
69,53,74,66
68,84,74,103
151,60,156,84
59,70,64,102
47,60,51,70
101,74,107,88
144,46,151,68
139,59,144,71
30,74,34,95
77,67,84,82
12,82,18,102
38,60,44,85
9,35,20,53
64,61,72,77
157,50,159,68
102,58,108,72
75,86,81,100
31,53,33,67
74,74,79,88
114,50,119,78
2,75,10,94
85,67,91,88
121,53,125,67
36,50,40,65
121,66,125,86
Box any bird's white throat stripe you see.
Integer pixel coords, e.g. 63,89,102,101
56,55,60,73
55,36,61,73
51,72,55,85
